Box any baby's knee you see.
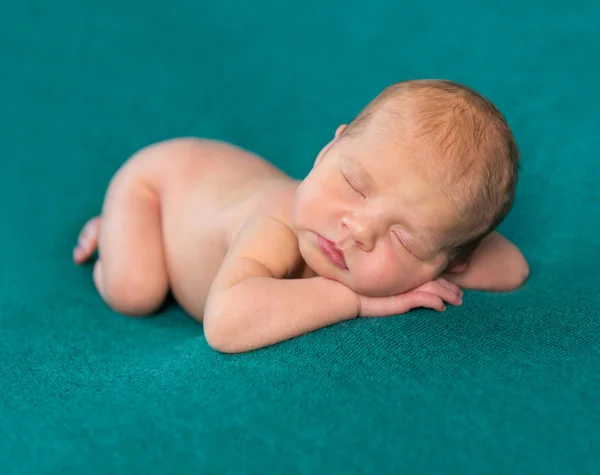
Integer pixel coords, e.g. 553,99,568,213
107,279,166,317
97,262,167,317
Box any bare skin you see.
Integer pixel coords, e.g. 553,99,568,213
74,138,296,319
74,132,529,353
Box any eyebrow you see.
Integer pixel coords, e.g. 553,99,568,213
342,155,377,188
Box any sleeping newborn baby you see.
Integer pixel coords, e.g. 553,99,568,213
73,79,529,353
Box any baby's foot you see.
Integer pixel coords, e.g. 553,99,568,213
73,216,101,264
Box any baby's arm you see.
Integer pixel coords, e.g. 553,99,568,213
203,215,360,353
442,232,529,291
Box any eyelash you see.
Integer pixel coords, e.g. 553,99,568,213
393,231,404,247
393,231,418,258
343,174,365,198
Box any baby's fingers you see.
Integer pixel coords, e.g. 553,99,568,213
415,280,463,307
436,277,464,298
399,291,446,312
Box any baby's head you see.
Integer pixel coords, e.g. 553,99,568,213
291,79,520,297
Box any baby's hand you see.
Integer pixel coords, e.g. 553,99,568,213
357,278,463,318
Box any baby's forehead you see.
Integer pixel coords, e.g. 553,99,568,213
346,136,433,181
343,103,487,184
346,150,452,204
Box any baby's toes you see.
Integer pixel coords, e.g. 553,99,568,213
73,246,85,263
73,217,101,263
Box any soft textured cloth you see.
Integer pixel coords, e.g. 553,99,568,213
2,0,599,473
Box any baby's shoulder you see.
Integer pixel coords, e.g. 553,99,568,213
254,183,297,225
227,183,303,278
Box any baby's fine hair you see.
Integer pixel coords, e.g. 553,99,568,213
343,79,520,268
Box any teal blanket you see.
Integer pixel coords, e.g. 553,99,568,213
2,0,599,473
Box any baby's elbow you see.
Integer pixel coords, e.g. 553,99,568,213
519,258,530,286
203,317,234,353
203,310,247,354
506,250,530,291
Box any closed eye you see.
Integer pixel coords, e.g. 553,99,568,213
342,173,365,199
392,231,421,259
392,231,405,248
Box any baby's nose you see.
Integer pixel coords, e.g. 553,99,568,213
342,216,376,252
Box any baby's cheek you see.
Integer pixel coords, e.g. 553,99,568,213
352,254,408,297
293,186,321,222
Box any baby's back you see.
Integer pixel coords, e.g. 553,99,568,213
155,139,296,318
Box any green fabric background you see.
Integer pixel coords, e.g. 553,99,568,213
2,0,599,473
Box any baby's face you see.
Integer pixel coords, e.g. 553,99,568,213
291,125,459,297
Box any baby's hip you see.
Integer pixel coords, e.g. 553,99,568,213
133,138,272,316
120,136,290,316
162,225,228,320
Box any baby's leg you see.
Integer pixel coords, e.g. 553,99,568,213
74,146,169,316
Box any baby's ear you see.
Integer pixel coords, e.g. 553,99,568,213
335,124,347,138
314,125,347,167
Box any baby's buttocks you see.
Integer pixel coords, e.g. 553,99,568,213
150,138,292,319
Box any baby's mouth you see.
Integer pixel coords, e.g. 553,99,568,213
317,235,348,270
